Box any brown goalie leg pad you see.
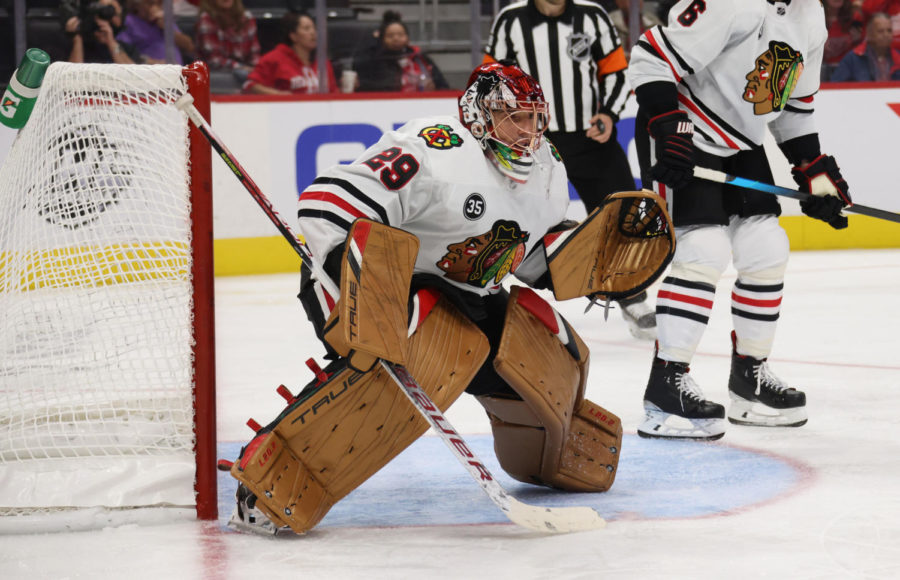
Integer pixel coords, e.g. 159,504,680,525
546,191,675,301
563,399,622,491
229,430,327,530
478,396,622,492
487,285,621,492
231,297,489,534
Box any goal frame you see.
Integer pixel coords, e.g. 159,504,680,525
184,62,217,521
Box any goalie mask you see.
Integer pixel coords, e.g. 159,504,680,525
459,62,549,182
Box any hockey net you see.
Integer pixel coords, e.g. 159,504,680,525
0,62,216,531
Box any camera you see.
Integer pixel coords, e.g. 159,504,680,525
61,1,118,37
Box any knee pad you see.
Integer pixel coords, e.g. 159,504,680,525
731,215,789,281
670,225,732,285
478,286,622,492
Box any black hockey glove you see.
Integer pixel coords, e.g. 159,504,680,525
791,154,852,230
647,110,696,190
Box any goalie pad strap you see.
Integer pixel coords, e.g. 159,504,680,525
231,297,489,534
547,191,675,301
486,286,621,492
330,219,419,365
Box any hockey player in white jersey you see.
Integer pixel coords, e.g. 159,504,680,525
627,0,853,440
223,62,675,534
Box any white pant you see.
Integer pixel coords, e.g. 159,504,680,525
656,214,790,363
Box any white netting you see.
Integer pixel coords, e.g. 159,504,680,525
0,63,199,519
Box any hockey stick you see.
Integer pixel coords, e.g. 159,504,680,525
176,95,607,533
693,166,900,224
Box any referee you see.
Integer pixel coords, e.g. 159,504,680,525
484,0,656,340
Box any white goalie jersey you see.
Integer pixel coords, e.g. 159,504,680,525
297,115,570,304
627,0,827,156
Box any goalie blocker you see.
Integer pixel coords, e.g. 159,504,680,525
227,209,669,532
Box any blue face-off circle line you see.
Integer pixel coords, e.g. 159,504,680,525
216,433,813,530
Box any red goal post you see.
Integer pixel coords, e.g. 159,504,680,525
0,61,216,528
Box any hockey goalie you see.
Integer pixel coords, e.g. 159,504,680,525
223,62,675,534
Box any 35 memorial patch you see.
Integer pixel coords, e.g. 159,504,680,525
418,124,464,149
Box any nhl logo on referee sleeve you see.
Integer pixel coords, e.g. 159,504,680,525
566,33,593,62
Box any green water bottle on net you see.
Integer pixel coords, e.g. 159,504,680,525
1,48,51,131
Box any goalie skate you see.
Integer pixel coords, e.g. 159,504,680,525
637,356,725,440
227,483,290,536
727,332,807,427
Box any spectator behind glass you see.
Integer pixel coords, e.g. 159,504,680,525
608,0,663,59
195,0,260,84
62,0,138,64
117,0,195,64
823,0,864,70
244,12,337,95
861,0,900,51
356,11,449,92
831,12,900,80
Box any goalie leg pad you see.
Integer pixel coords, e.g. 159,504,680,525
485,286,622,492
479,396,622,492
231,296,489,534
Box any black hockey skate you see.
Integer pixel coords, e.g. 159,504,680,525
638,353,726,440
727,332,807,427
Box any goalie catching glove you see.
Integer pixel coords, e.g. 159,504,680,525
791,154,852,230
546,191,675,302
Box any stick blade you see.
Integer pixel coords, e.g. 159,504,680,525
506,499,606,533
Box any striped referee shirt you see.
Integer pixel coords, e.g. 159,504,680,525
484,0,630,133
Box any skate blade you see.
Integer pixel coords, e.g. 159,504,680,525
226,507,289,537
728,416,808,428
637,429,725,441
727,397,808,427
638,407,726,440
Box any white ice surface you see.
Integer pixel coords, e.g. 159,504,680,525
4,249,900,579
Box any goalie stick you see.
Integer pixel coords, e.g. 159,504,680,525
175,94,607,534
693,166,900,224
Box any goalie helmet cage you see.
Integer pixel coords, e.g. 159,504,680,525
0,62,216,529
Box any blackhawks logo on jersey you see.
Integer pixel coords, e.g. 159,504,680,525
436,220,529,288
743,40,803,115
418,124,464,149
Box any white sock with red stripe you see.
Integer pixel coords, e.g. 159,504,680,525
655,276,716,363
730,278,783,358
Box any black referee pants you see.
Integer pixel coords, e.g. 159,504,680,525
547,129,636,214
